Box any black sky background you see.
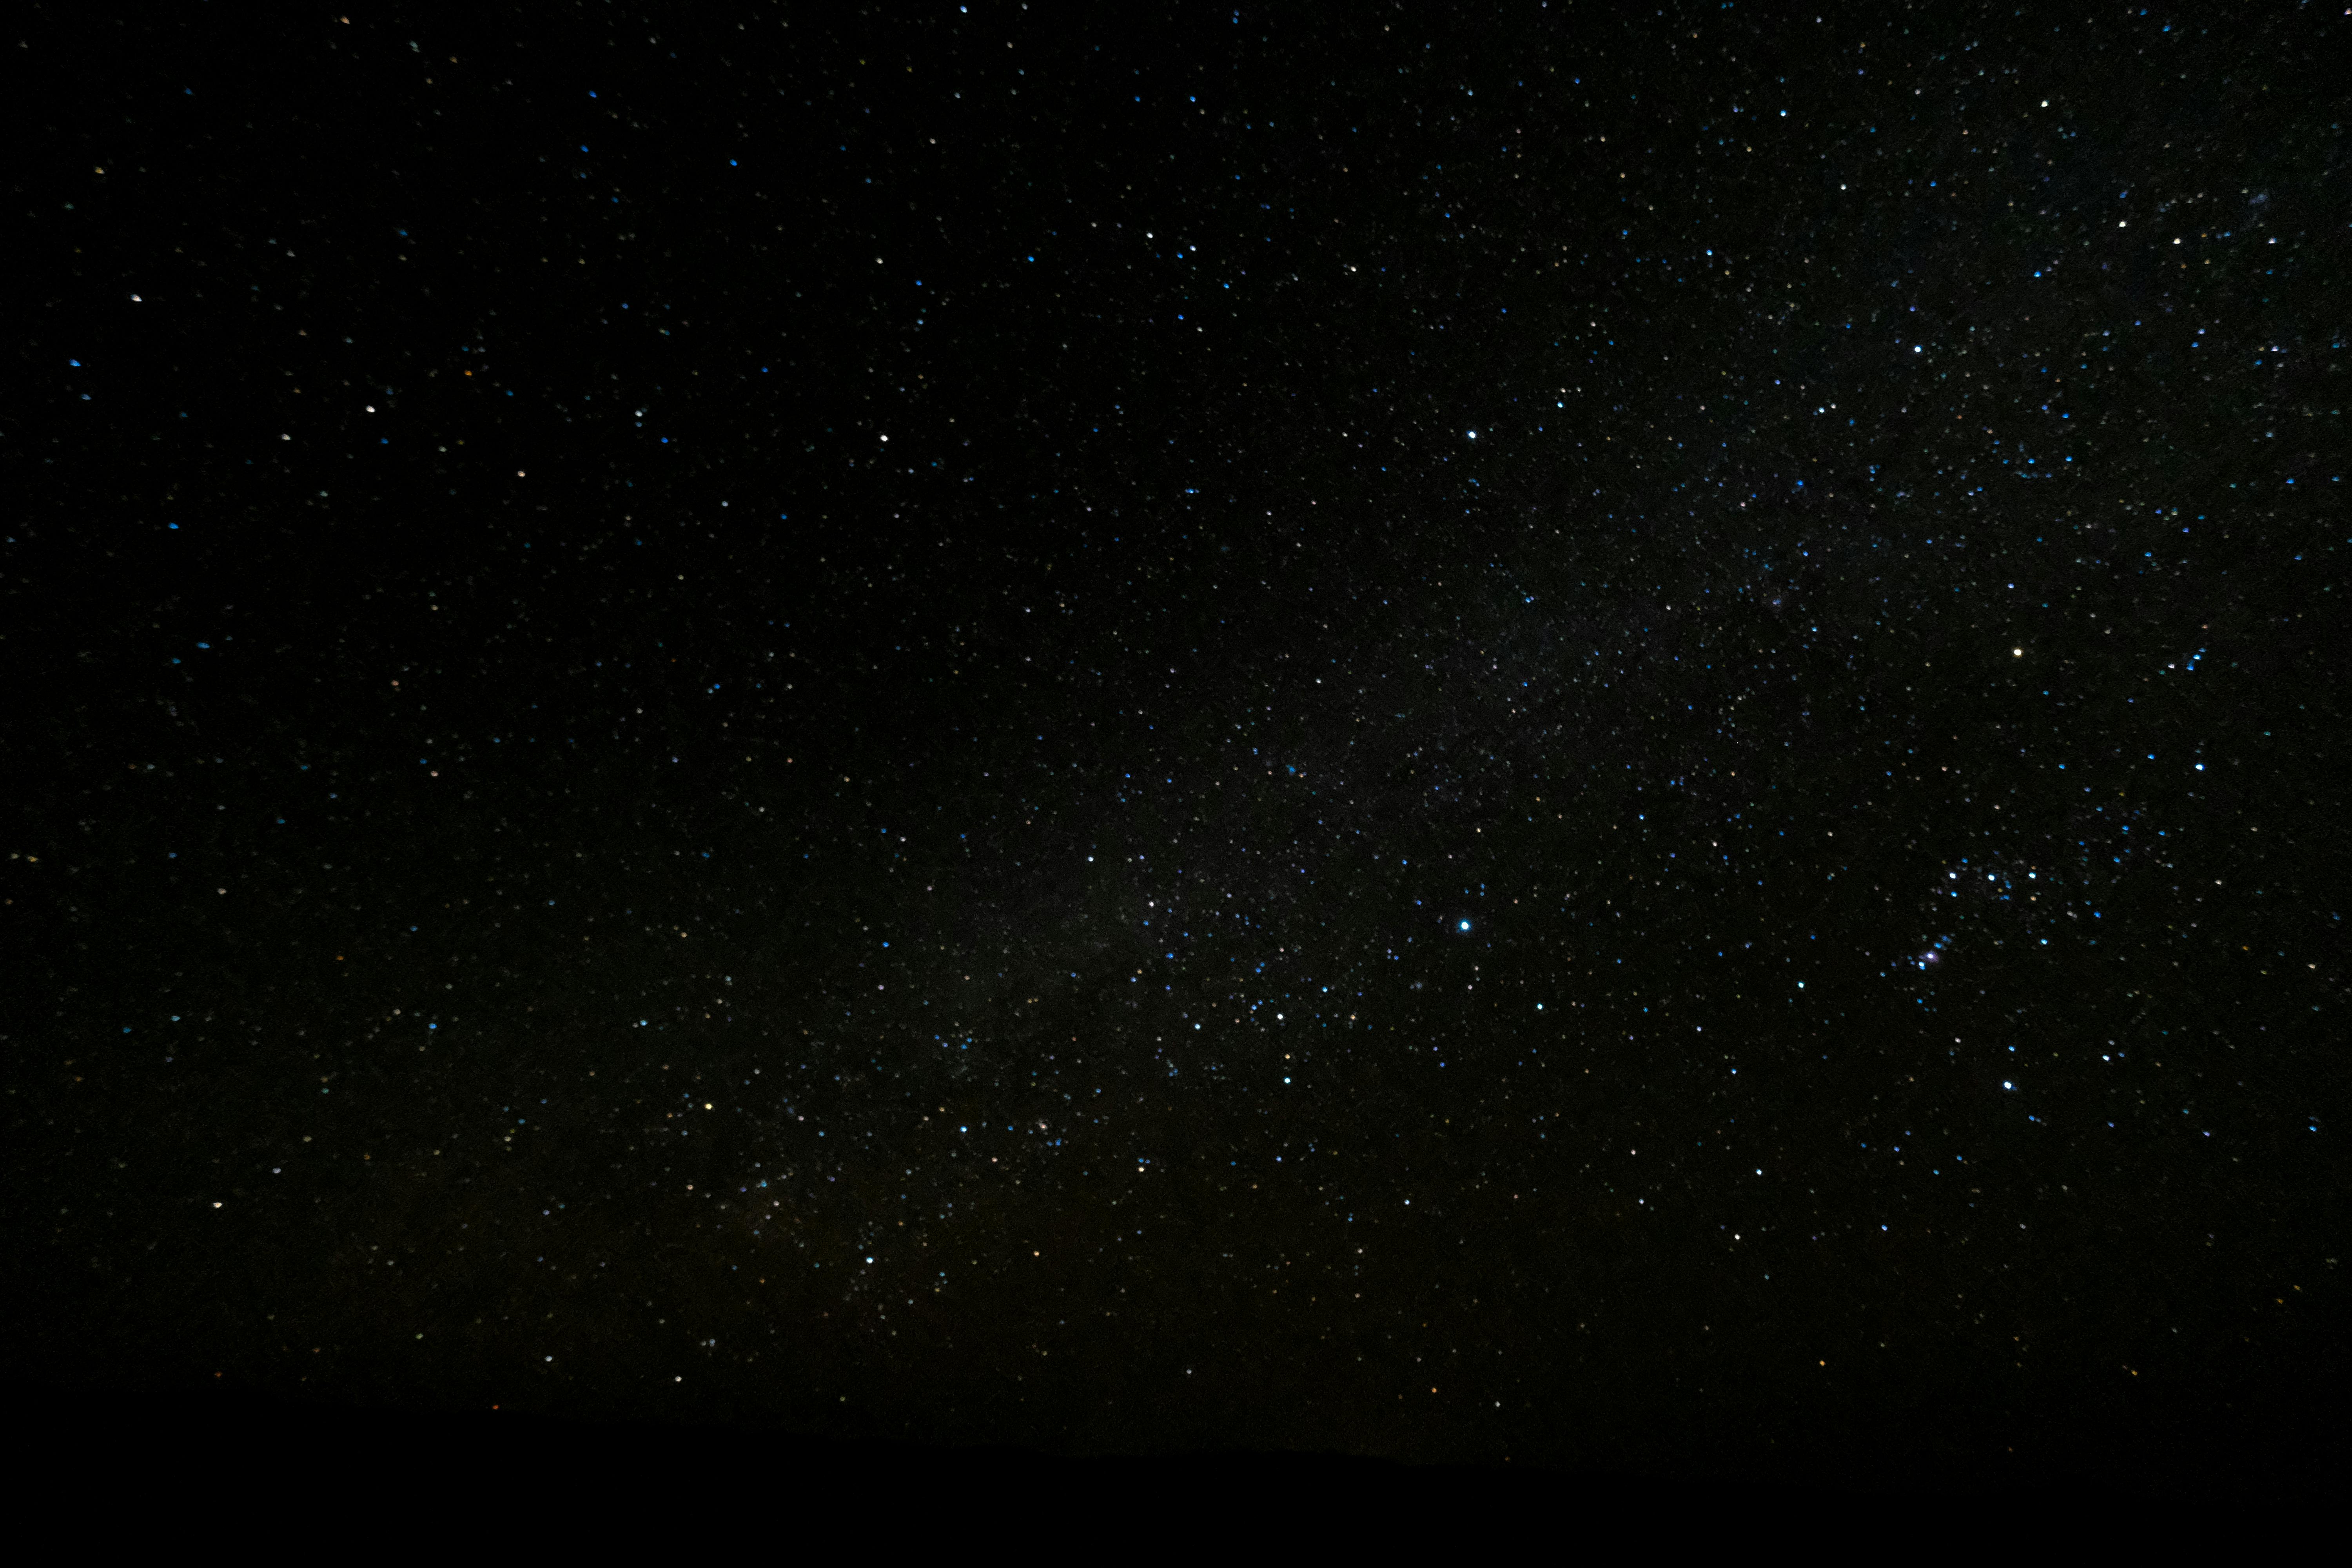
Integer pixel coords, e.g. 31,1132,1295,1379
9,2,2348,1491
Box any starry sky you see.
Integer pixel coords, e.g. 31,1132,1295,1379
11,3,2348,1487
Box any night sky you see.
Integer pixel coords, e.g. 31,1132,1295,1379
12,4,2348,1490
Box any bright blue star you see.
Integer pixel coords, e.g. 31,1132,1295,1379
1458,919,1472,932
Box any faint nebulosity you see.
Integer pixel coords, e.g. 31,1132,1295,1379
10,4,2345,1485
